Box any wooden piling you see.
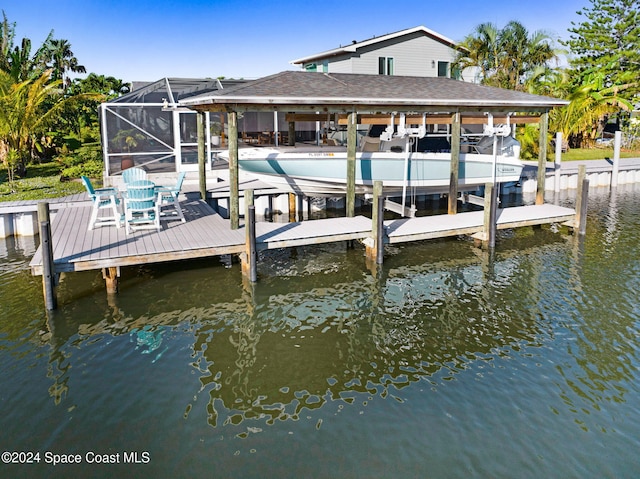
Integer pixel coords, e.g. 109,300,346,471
242,189,257,282
288,193,296,222
346,111,357,217
366,181,384,263
612,130,621,188
102,267,119,294
288,118,296,146
536,111,549,205
554,131,562,193
448,112,461,215
229,111,239,229
575,165,588,235
482,183,497,249
375,184,384,264
297,194,304,221
38,202,56,310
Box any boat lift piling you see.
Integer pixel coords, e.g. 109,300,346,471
365,181,385,264
612,131,622,189
536,111,549,205
242,189,258,282
346,111,357,217
37,202,57,310
575,165,589,235
448,112,461,215
554,132,563,194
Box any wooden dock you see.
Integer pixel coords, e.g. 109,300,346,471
29,198,576,276
30,198,246,275
385,204,576,243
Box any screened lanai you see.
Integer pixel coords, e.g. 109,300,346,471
100,77,247,177
100,77,330,180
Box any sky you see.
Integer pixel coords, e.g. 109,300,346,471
4,0,588,83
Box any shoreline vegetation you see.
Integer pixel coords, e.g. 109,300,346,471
2,147,640,203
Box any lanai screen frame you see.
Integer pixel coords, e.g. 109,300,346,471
100,78,235,178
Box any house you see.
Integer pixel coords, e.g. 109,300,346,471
290,25,477,82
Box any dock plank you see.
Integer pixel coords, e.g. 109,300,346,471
386,204,577,244
256,216,372,249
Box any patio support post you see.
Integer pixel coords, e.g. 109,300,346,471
288,114,296,146
197,111,206,200
448,112,461,214
536,111,549,205
229,111,240,229
346,111,357,217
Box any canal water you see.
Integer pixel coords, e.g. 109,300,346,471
1,186,640,478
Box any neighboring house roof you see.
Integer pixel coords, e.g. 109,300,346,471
290,25,464,66
180,71,568,112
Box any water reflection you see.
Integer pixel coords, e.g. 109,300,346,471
553,204,640,426
4,188,640,477
39,233,582,432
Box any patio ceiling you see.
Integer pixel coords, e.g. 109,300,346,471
179,71,568,114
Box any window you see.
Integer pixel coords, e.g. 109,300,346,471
437,61,449,78
378,57,394,75
304,62,328,73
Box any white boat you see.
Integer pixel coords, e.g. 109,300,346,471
221,117,524,196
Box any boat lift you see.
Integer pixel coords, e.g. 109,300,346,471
462,113,513,207
380,112,515,217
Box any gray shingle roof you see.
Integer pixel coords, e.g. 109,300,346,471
180,71,568,112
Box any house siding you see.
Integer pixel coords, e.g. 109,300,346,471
355,32,457,77
325,54,353,73
301,30,478,82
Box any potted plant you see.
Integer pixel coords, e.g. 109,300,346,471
111,129,146,170
210,121,223,147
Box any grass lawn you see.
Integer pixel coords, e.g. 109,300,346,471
561,147,640,161
0,162,87,202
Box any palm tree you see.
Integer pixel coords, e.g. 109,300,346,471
521,67,633,151
453,22,500,83
553,72,634,147
43,38,85,88
0,69,91,176
453,21,557,90
0,11,15,73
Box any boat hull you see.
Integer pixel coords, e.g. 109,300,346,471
230,148,523,195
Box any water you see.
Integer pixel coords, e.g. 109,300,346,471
2,186,640,478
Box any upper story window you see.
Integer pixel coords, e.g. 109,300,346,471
437,61,449,78
304,62,328,72
378,57,394,75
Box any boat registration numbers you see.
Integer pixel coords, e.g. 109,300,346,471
308,153,335,157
